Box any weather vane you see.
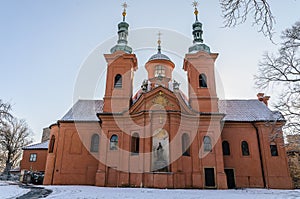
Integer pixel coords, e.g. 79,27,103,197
192,1,199,21
122,2,128,21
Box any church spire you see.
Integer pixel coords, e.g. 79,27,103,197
110,2,132,54
188,1,210,53
157,31,162,54
193,1,199,22
122,2,127,22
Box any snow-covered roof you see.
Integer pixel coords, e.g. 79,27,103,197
59,99,284,122
218,100,285,122
22,140,49,150
148,52,171,62
60,100,103,121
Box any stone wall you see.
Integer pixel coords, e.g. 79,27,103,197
286,135,300,188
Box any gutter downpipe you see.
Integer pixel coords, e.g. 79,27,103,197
252,122,267,188
51,122,60,185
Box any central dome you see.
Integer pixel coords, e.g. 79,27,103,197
148,51,171,62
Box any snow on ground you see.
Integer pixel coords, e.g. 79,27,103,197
43,186,300,199
0,181,30,199
1,182,300,199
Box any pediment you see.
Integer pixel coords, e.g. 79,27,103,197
129,86,192,115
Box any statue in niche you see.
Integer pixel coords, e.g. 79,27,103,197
152,129,169,172
157,142,164,161
154,142,168,172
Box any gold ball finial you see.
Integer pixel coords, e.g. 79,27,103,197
192,1,199,21
194,9,198,16
122,2,128,21
157,32,162,45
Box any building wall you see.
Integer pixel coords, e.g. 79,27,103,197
94,87,226,189
20,149,48,172
255,122,292,189
44,122,100,185
43,91,293,189
42,120,293,189
222,123,265,188
222,122,293,189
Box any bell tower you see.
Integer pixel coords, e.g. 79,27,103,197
183,2,218,113
103,3,138,113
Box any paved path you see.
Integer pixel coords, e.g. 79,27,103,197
16,184,52,199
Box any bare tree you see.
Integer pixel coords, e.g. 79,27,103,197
255,21,300,134
0,118,32,175
0,100,12,171
220,0,275,38
0,100,12,124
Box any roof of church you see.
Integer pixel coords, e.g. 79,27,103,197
60,100,103,122
219,100,285,122
59,99,284,122
148,52,171,62
22,140,49,150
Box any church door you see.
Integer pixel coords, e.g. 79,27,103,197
224,169,236,189
204,168,215,187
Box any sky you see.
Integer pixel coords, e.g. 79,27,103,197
0,0,299,142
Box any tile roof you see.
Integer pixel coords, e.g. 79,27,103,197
60,100,103,121
218,100,285,122
22,140,49,150
59,99,284,122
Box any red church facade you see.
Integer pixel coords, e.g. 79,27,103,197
43,5,292,189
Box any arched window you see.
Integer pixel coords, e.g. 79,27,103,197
182,133,190,156
241,141,250,156
203,136,212,152
90,134,99,152
110,135,118,150
222,141,230,156
131,133,140,155
270,142,278,156
49,135,55,153
154,65,165,77
114,74,122,88
199,73,207,88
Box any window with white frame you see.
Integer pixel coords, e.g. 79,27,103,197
154,65,165,77
29,153,37,162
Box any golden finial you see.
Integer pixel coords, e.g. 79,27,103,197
157,31,162,53
157,31,162,45
192,1,199,21
122,2,128,21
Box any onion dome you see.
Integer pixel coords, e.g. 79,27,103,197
110,2,133,54
188,1,210,53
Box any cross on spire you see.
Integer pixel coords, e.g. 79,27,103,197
192,1,199,21
122,2,128,21
157,31,162,53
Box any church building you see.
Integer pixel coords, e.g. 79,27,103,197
43,3,292,189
